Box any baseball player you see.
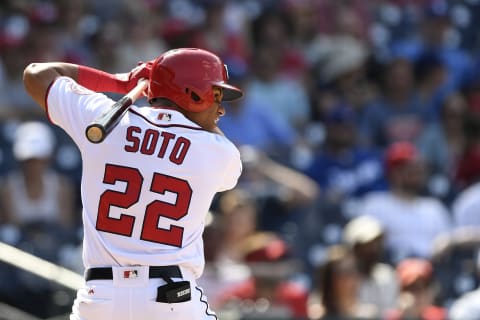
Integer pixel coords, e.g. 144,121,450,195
23,48,243,319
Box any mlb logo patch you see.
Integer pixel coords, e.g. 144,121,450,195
158,112,172,121
123,270,139,278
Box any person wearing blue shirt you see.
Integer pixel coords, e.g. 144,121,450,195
219,99,298,158
304,103,387,201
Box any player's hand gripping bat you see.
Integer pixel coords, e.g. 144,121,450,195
85,78,148,143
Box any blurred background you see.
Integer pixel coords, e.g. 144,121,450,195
1,0,480,319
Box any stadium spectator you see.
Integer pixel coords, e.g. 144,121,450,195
0,121,77,317
385,258,447,320
215,232,308,319
359,141,451,263
303,103,387,202
2,0,480,317
299,103,387,257
360,58,430,147
191,0,249,67
454,108,480,189
449,252,480,320
308,244,377,320
197,190,255,311
452,180,480,229
417,92,468,201
243,43,310,132
114,11,167,73
390,0,474,94
430,181,480,302
219,74,299,158
237,145,319,239
0,121,76,232
413,52,449,121
342,215,398,317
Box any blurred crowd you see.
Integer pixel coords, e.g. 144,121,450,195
1,0,480,319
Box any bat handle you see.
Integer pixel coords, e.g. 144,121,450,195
124,78,149,101
85,79,149,143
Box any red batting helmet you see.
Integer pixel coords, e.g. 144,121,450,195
147,48,243,112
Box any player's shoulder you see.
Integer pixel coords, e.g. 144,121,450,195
212,132,238,149
206,133,240,162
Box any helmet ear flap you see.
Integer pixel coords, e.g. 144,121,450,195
184,87,214,112
185,88,201,102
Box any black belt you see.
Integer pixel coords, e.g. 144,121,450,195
85,265,182,281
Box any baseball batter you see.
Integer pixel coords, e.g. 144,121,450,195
23,48,243,319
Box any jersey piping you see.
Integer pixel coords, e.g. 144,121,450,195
128,108,207,131
44,78,57,124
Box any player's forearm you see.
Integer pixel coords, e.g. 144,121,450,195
23,62,79,110
24,62,140,112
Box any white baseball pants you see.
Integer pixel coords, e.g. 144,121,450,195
70,266,217,320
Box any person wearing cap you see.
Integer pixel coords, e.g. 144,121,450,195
342,215,398,317
358,141,451,263
385,258,447,320
309,244,377,320
215,230,309,319
0,121,76,230
0,121,77,315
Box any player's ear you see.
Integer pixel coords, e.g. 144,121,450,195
213,87,223,104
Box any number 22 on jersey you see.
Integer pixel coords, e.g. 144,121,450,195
95,163,192,247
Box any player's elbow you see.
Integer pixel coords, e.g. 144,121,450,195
23,63,42,87
24,62,39,77
23,63,52,110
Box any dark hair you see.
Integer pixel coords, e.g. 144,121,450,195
414,52,444,83
317,245,357,315
149,98,179,108
463,110,480,146
251,9,291,48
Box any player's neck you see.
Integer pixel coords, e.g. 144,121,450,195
150,98,179,109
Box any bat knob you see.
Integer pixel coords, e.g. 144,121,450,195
86,125,105,143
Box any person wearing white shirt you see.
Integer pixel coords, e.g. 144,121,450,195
359,142,451,263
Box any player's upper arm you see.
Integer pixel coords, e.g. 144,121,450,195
23,62,78,111
47,77,113,145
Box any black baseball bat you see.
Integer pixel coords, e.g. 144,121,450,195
85,79,148,143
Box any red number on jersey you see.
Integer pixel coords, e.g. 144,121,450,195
96,165,142,237
96,164,192,247
141,173,191,246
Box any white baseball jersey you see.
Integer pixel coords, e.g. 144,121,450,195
46,77,242,279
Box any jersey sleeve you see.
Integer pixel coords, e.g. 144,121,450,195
46,76,115,146
218,140,242,192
